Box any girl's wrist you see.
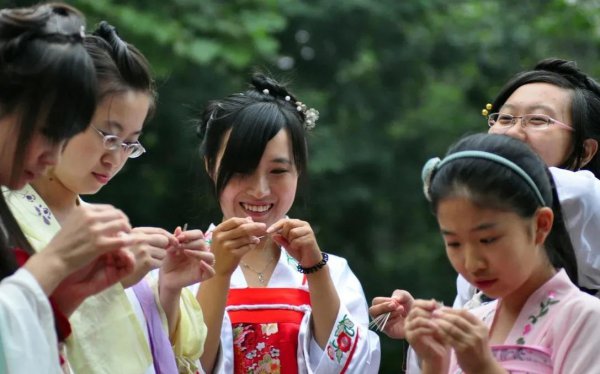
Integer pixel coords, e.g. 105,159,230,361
158,277,183,297
24,252,69,296
298,252,328,274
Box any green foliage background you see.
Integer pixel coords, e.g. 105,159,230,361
5,0,600,371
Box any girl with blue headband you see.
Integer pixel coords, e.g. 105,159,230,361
405,133,600,373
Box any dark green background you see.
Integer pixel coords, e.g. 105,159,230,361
5,0,600,371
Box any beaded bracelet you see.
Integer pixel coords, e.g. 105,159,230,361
297,252,329,274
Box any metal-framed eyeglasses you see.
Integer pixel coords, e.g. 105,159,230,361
92,125,146,158
488,113,573,132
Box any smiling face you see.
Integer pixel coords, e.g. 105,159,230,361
489,83,574,167
437,196,553,300
51,90,150,195
215,129,298,227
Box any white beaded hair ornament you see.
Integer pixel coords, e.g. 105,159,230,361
261,87,319,130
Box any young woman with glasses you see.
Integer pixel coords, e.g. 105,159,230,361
0,3,138,373
5,21,214,374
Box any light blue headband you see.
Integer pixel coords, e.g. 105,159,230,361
421,150,547,206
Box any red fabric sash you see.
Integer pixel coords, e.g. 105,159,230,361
226,288,311,374
227,288,310,324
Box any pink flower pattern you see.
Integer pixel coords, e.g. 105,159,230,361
516,290,560,345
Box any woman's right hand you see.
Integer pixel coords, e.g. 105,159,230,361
369,289,414,339
25,204,134,295
210,217,267,276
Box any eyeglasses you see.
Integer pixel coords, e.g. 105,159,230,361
488,113,573,132
92,125,146,158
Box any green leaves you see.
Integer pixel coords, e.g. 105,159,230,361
70,0,286,73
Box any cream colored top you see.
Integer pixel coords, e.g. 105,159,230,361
5,184,206,374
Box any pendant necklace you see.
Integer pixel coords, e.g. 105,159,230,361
241,256,275,284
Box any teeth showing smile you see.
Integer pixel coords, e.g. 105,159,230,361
242,203,271,212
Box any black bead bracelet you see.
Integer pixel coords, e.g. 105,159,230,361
297,252,329,274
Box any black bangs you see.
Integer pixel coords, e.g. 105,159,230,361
6,37,96,185
216,102,284,194
32,41,97,141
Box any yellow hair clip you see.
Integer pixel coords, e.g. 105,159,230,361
481,103,492,116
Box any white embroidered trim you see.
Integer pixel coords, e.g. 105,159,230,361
226,304,311,313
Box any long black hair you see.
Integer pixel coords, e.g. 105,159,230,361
0,3,96,279
426,133,579,287
492,58,600,177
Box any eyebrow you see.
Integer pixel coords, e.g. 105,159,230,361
501,103,558,116
440,222,497,236
104,120,143,136
270,157,292,165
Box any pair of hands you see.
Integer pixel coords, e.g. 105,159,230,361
121,226,215,291
405,300,501,373
31,204,135,316
210,217,322,277
40,203,215,317
369,292,500,373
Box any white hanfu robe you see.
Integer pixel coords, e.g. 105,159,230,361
194,225,381,373
0,268,61,374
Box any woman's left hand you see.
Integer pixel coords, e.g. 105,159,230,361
433,307,503,373
267,218,322,268
159,227,216,291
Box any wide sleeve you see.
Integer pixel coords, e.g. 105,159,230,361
149,276,207,374
551,167,600,293
301,256,381,373
169,288,207,373
551,295,600,372
0,268,61,374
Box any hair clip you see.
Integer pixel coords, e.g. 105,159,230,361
285,96,291,101
303,108,319,130
80,25,85,39
421,157,441,202
481,103,492,117
262,89,270,95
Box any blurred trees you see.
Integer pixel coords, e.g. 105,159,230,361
6,0,600,371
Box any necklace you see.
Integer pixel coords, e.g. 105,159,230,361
241,256,275,284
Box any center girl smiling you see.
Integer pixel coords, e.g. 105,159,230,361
196,74,380,373
218,130,298,227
